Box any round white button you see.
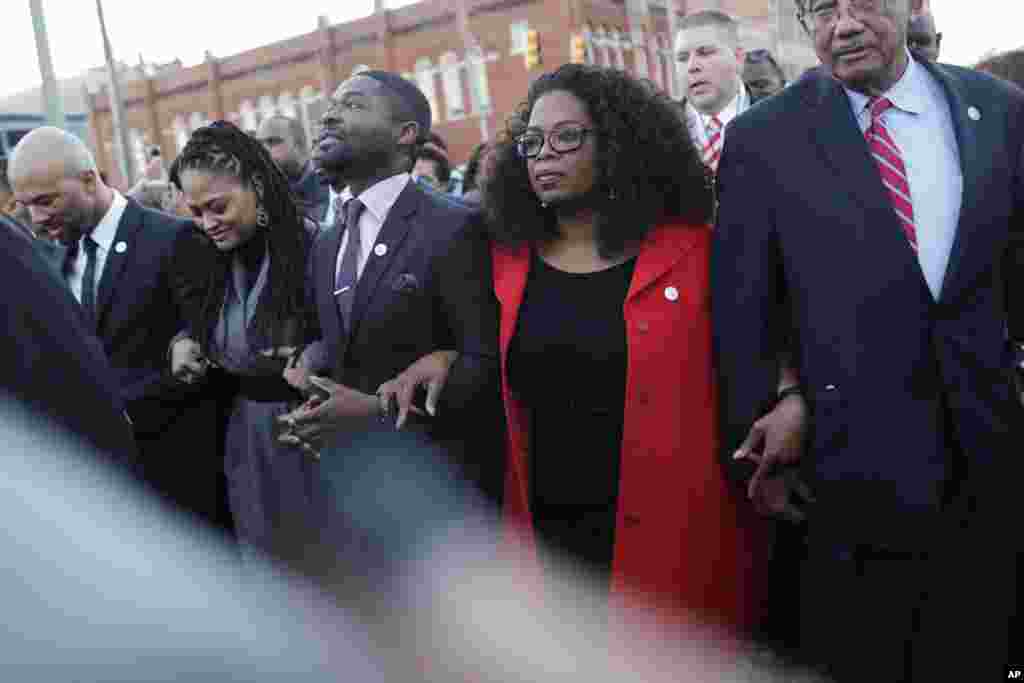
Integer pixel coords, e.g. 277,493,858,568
664,286,679,302
374,243,388,257
968,106,981,121
115,241,127,254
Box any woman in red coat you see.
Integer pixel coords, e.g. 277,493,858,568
484,64,780,635
382,64,806,640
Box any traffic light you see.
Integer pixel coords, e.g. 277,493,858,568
570,34,586,64
524,29,541,70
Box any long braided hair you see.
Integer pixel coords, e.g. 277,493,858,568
169,120,312,353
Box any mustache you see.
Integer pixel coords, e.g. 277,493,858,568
833,42,868,57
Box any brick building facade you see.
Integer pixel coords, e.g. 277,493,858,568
87,0,815,187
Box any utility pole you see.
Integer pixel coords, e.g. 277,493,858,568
96,0,136,185
29,0,65,129
456,0,490,142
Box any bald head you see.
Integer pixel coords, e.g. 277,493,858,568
256,116,307,178
908,12,941,62
9,127,110,244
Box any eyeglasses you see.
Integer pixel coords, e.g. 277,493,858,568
798,0,886,34
516,123,594,159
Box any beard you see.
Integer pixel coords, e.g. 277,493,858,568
314,134,395,184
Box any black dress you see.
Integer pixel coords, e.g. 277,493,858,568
507,250,636,585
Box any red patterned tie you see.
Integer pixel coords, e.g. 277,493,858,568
866,97,917,251
702,115,723,171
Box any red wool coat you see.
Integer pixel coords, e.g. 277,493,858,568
492,220,767,633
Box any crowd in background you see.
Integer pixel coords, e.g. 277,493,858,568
2,2,1024,681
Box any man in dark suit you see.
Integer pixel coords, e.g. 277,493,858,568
8,127,223,525
279,70,500,505
0,213,136,465
713,0,1023,679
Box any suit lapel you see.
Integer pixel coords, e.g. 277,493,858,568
95,200,141,330
627,223,693,301
921,61,981,302
804,70,932,300
319,221,345,348
346,182,418,341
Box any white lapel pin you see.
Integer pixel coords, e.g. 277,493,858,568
374,243,388,257
967,106,981,121
115,241,127,254
664,286,679,302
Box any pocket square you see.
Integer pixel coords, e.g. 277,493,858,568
392,272,420,294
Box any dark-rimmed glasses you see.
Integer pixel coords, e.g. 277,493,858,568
516,124,594,159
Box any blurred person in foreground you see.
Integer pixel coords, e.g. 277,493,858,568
279,70,502,518
714,0,1024,679
390,64,809,643
7,126,223,527
168,121,322,560
743,49,788,103
256,115,330,222
0,212,136,464
907,8,941,62
675,10,751,172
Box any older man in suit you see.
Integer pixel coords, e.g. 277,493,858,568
8,128,223,525
713,0,1024,680
279,71,500,506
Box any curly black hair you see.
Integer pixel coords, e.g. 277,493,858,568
482,64,713,257
169,120,312,353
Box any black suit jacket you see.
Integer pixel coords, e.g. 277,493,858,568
0,215,136,465
713,60,1024,549
42,200,223,518
309,180,502,498
292,161,331,224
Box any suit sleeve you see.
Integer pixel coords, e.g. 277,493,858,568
712,127,792,485
433,213,502,427
0,219,138,466
1006,95,1024,359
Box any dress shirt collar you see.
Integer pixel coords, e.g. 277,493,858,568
701,81,748,128
338,173,411,225
90,190,127,251
844,49,927,124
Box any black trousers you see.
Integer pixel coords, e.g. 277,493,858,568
798,534,1018,682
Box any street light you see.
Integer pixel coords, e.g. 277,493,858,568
96,0,136,185
29,0,65,129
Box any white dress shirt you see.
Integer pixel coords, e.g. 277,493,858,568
685,82,750,150
67,190,127,303
844,52,963,299
333,173,410,282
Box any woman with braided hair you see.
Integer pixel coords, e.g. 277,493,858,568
167,120,321,559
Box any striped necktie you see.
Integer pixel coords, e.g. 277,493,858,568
702,115,724,171
866,97,917,251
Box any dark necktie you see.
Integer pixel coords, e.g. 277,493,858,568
334,198,364,331
80,236,100,326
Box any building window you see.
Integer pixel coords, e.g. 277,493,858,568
466,48,491,114
509,21,530,55
415,58,440,124
610,29,625,69
440,51,465,121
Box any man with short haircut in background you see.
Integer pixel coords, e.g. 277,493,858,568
675,10,750,172
257,115,330,221
907,9,941,62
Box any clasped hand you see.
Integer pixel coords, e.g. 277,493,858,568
276,374,378,458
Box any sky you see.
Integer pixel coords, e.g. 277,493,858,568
2,0,1022,102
